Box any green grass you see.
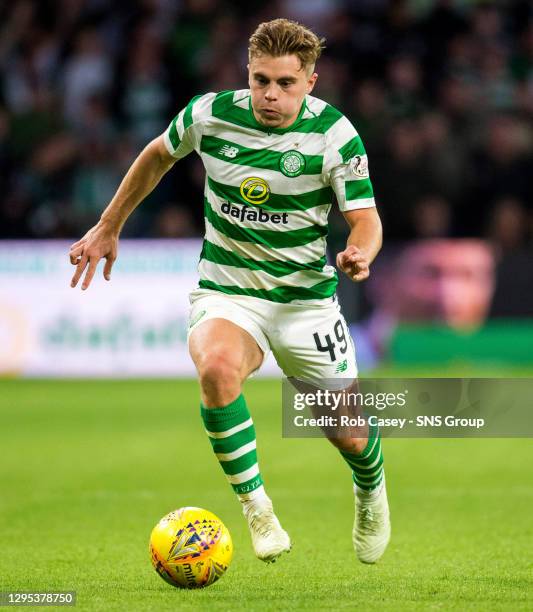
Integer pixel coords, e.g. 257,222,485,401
1,379,532,611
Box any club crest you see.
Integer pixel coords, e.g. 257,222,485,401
279,150,306,177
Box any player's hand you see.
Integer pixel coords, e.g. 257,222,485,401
336,245,370,282
69,222,118,290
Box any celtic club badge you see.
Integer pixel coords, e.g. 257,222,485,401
279,150,306,177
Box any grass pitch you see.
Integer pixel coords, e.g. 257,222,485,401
1,379,532,611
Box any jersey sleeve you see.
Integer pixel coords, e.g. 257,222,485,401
163,92,215,159
324,114,376,212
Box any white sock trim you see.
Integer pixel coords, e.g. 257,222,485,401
238,485,269,504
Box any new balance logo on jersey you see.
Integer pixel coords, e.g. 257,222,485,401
220,201,288,225
219,144,239,158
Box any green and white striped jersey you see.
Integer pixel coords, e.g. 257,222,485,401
163,89,375,304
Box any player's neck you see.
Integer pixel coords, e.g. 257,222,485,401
250,98,306,131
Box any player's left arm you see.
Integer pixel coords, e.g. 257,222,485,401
326,113,382,282
336,207,382,282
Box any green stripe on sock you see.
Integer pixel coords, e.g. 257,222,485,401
353,472,383,491
201,394,249,432
201,394,264,497
210,425,256,454
341,438,381,468
349,454,383,479
219,450,257,476
339,423,384,492
342,449,383,473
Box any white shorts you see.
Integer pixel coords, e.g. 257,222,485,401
187,289,358,385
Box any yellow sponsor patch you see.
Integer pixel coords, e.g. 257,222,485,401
239,177,270,205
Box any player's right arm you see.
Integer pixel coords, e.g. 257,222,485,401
70,92,213,290
69,135,176,290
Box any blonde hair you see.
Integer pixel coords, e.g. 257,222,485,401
248,18,325,73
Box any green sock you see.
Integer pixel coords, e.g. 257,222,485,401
201,394,265,501
340,422,384,491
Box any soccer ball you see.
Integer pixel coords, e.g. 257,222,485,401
149,507,233,589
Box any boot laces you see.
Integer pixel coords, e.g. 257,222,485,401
249,509,275,538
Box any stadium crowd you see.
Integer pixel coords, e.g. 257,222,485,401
0,0,531,253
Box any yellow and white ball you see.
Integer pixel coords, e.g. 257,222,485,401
149,507,233,589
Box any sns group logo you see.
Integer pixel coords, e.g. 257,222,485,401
220,177,289,225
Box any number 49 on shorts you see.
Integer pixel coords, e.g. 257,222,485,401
313,319,349,362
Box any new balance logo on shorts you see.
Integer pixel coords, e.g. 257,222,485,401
335,359,348,373
220,201,289,225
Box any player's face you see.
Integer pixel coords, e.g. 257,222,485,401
248,54,317,129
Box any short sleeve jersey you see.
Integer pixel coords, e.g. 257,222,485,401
164,89,376,304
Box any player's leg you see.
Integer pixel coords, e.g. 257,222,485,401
189,317,263,407
270,300,390,563
188,308,290,562
329,416,390,565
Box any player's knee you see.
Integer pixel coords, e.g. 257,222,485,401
197,350,242,397
327,435,368,454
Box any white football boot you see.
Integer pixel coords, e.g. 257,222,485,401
353,476,391,564
242,498,291,562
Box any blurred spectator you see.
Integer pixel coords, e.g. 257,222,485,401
445,33,477,83
152,204,197,238
486,197,530,254
372,119,432,238
387,55,426,118
313,56,351,108
203,14,242,91
71,95,121,234
25,132,78,236
412,195,452,239
422,0,468,92
120,24,170,147
474,44,515,112
419,111,467,204
510,22,533,83
285,0,340,30
470,3,508,50
466,114,532,234
62,28,113,127
169,0,222,93
7,89,64,162
348,79,392,158
0,0,531,242
381,0,423,57
437,75,480,145
490,249,533,319
0,106,11,194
